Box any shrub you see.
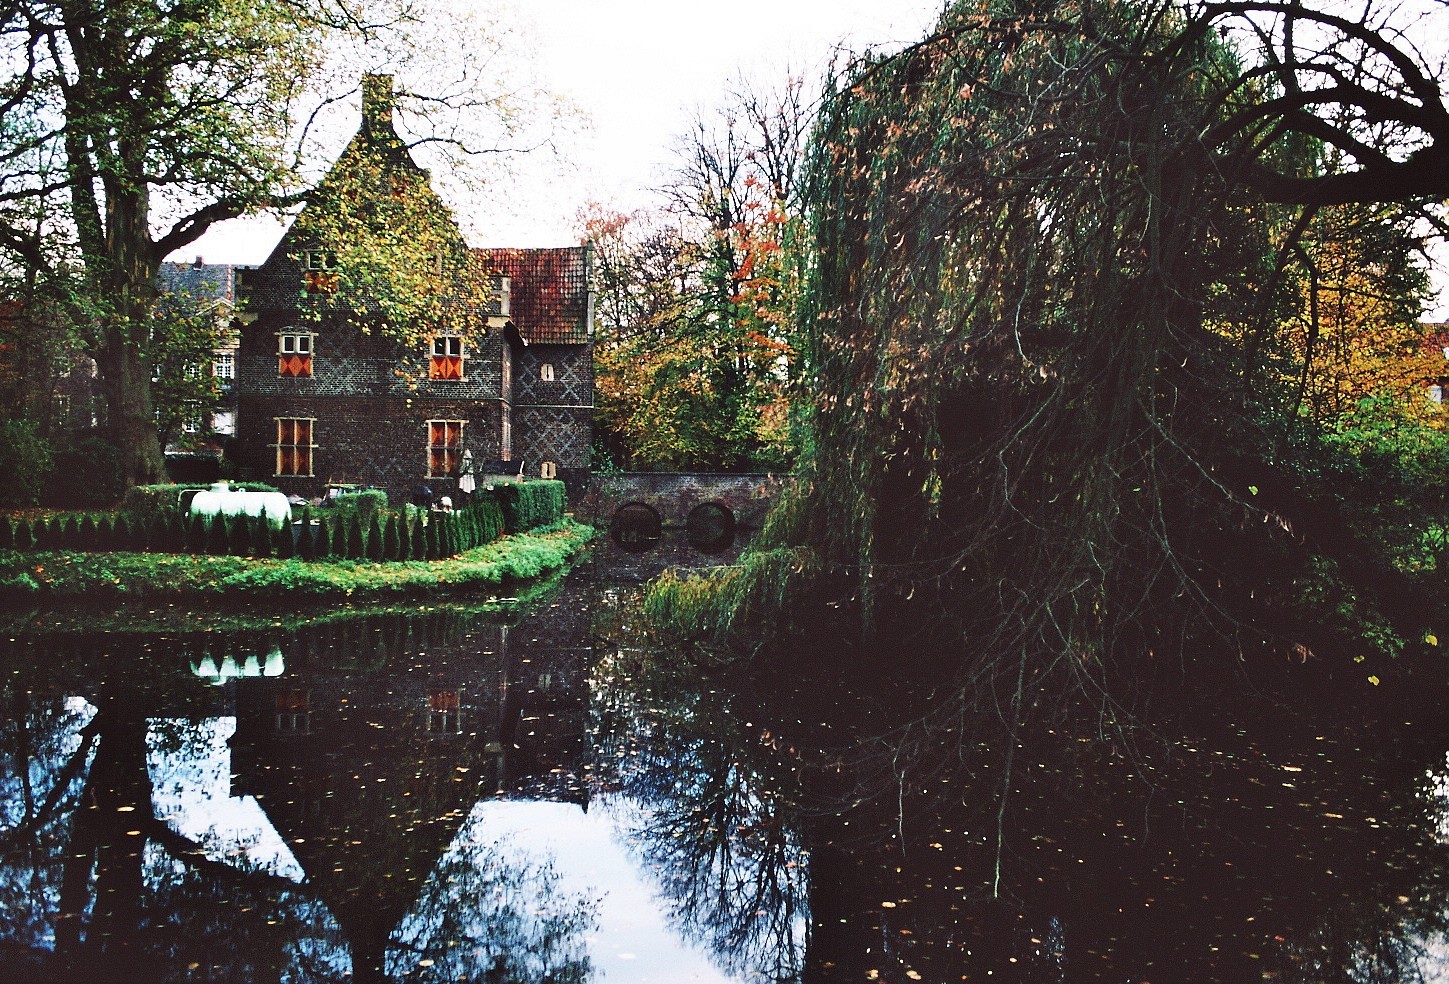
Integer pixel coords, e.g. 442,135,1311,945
46,435,126,508
0,419,53,508
326,489,389,527
122,482,283,527
274,521,295,560
345,514,365,560
297,513,316,561
206,517,230,556
494,480,567,533
78,514,99,550
383,514,401,561
315,516,334,559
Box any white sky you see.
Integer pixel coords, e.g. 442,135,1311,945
178,0,949,264
177,0,1445,318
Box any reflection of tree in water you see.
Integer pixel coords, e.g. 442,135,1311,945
592,585,1449,982
1270,753,1449,984
2,681,601,983
590,609,808,981
388,826,598,983
0,691,97,956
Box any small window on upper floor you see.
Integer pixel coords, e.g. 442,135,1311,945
278,331,314,377
429,334,464,381
213,353,235,380
540,362,555,382
303,251,338,294
425,250,444,275
540,460,557,480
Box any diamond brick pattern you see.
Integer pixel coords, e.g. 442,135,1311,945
278,354,312,377
230,82,593,499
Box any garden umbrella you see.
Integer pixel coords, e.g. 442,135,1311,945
458,449,476,495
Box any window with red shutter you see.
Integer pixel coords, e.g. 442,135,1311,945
275,418,315,476
426,420,464,477
428,335,464,380
278,331,313,377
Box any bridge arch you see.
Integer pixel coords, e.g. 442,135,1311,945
609,501,662,553
685,502,736,554
584,473,784,558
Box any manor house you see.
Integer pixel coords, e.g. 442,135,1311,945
231,75,593,502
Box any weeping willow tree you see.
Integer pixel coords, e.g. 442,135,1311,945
650,0,1449,715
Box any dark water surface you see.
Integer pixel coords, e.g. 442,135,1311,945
2,551,1447,983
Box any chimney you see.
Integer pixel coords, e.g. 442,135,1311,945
361,73,395,134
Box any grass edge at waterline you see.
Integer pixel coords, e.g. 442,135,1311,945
0,519,595,604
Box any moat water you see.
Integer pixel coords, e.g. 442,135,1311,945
2,542,1447,982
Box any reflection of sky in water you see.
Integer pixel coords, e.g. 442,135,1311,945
0,695,96,952
145,718,768,980
396,798,745,982
146,716,305,880
1,695,95,829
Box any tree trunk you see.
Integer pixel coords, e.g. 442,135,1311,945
96,177,167,488
97,326,167,487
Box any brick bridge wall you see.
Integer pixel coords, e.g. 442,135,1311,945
575,472,787,573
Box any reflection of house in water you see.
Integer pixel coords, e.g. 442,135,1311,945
227,600,593,979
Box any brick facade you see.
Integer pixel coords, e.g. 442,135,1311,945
232,75,592,501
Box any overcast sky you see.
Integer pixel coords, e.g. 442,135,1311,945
510,0,948,241
178,0,948,264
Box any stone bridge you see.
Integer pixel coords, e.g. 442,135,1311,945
575,472,786,566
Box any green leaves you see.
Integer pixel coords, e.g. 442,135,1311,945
289,139,492,370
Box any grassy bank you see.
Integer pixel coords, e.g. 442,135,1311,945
0,518,594,605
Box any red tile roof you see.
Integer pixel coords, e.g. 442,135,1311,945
475,246,591,345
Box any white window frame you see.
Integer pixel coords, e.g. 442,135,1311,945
426,419,465,478
278,331,313,357
273,417,317,477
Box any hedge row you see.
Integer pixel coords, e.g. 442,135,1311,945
0,495,510,562
495,479,567,533
121,482,282,527
3,478,562,561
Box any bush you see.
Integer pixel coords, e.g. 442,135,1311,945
494,480,567,533
329,489,389,524
46,435,126,509
0,419,53,508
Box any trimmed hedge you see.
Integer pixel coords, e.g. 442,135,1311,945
494,480,567,533
7,482,523,562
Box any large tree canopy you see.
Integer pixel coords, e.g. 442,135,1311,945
0,0,335,484
651,0,1449,717
0,0,564,487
